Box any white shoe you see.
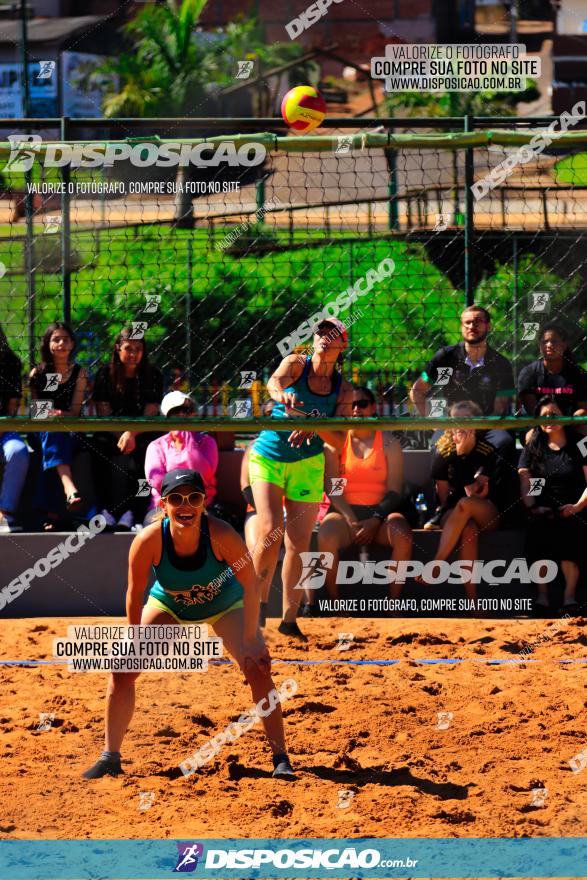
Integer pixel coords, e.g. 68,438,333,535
117,510,134,530
99,509,117,528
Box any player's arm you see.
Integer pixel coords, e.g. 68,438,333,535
266,355,305,407
209,518,259,637
126,526,159,625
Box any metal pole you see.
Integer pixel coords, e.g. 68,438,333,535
255,172,265,227
186,238,193,388
386,121,399,231
347,241,353,373
464,114,474,306
19,0,34,367
60,116,71,323
19,0,30,117
24,168,35,370
512,234,519,388
510,0,518,44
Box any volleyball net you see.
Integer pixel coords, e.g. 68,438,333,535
1,121,587,421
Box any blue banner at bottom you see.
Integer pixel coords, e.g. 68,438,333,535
0,838,586,879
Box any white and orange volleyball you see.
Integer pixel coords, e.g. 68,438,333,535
281,85,327,134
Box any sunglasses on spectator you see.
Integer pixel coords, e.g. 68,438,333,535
352,399,372,409
168,405,194,415
164,491,205,508
461,318,487,326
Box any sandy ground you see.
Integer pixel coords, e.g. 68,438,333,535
1,616,586,844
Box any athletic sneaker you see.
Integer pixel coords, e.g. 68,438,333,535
116,510,135,531
99,509,117,529
272,753,296,780
277,620,308,643
0,514,22,533
82,755,123,779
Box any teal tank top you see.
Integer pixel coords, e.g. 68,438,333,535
149,516,243,621
253,357,342,462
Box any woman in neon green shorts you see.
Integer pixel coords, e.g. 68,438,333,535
251,319,353,642
82,468,295,781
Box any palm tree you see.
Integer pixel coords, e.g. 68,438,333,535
93,0,308,226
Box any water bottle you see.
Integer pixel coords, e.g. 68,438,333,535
415,493,428,528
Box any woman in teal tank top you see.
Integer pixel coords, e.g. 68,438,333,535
82,468,295,781
250,319,353,642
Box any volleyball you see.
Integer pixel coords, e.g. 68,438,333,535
280,85,327,134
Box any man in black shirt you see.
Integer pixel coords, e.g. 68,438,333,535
410,304,515,457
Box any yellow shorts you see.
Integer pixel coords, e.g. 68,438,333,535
145,596,244,626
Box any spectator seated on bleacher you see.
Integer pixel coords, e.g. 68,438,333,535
143,391,218,526
0,323,29,533
316,386,413,602
518,395,587,616
91,326,163,532
417,400,521,600
28,322,88,531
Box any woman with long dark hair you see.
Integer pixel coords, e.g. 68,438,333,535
92,327,163,530
518,395,587,614
0,324,28,532
29,322,87,529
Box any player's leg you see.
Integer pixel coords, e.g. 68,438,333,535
280,499,319,637
457,519,480,602
250,454,286,606
317,511,354,599
212,606,295,778
434,497,499,562
375,513,413,598
83,605,177,779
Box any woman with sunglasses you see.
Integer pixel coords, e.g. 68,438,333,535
250,319,353,641
83,467,296,781
518,396,587,615
143,391,218,526
419,400,504,602
317,386,413,603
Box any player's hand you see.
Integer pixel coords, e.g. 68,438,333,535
354,517,380,544
288,429,315,447
277,391,302,413
243,634,271,673
559,503,579,518
118,431,136,454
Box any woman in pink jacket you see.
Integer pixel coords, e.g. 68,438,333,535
143,391,218,525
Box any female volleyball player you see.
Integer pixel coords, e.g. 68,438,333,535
82,468,296,781
250,318,353,641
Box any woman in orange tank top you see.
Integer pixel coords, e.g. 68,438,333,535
317,386,413,601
